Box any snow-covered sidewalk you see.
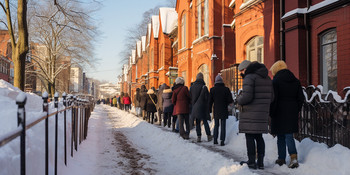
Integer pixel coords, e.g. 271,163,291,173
60,105,350,175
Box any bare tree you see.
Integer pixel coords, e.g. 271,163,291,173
26,0,99,96
0,0,29,90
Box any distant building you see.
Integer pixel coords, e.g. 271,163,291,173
70,65,83,93
0,30,12,84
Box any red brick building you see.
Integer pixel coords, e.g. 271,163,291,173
0,30,12,83
282,0,350,93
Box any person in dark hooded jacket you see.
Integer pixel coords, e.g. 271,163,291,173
190,72,212,142
134,88,142,117
270,60,304,169
209,74,233,146
139,85,148,120
237,61,273,170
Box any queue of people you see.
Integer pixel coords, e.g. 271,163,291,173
97,60,304,171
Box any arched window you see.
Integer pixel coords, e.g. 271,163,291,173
198,64,209,85
320,29,337,92
181,14,186,48
246,36,264,63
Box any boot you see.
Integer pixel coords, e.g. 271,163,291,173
288,154,299,168
197,136,201,142
275,159,286,166
257,154,264,170
214,140,218,145
240,160,257,169
207,135,213,142
220,140,225,146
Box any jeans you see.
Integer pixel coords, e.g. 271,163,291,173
164,112,172,127
245,133,265,162
214,119,226,141
135,107,142,116
196,118,211,137
277,134,297,160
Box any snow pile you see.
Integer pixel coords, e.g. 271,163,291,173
159,7,178,34
62,105,350,175
0,79,73,175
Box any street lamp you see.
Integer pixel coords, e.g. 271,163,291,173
211,53,218,86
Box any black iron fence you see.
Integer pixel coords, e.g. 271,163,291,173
297,86,350,149
0,92,94,175
220,64,242,93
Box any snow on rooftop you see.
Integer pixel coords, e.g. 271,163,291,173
147,23,151,44
159,7,178,34
151,16,160,39
136,40,142,58
141,36,146,52
131,50,136,64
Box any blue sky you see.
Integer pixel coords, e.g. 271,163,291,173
86,0,172,83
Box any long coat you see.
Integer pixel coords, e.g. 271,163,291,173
270,69,304,134
146,93,157,112
209,83,234,119
172,84,191,115
237,62,273,134
162,89,173,113
157,84,169,111
134,91,141,107
139,86,148,110
190,79,210,120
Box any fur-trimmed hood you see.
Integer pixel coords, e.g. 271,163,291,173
163,89,172,93
147,89,155,94
270,60,288,76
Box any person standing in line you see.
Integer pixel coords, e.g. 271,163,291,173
162,86,174,128
145,88,157,124
157,83,168,126
139,85,148,120
120,92,125,110
134,88,142,117
209,74,234,146
112,96,117,107
190,72,212,142
237,61,274,170
123,93,131,112
270,60,304,168
172,77,191,139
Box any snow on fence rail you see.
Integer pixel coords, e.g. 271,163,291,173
0,92,95,175
297,85,350,149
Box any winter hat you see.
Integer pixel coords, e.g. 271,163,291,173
147,89,154,94
196,72,204,80
238,60,251,71
270,60,288,76
175,77,185,85
215,74,224,84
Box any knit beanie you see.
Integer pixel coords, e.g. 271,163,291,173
196,72,204,80
215,74,224,84
238,60,251,71
175,77,184,85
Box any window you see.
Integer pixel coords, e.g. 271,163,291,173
246,36,264,63
198,64,209,85
161,45,164,67
320,29,337,92
204,0,209,35
181,14,186,48
197,0,202,38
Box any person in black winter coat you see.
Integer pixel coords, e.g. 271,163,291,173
209,74,233,146
190,72,212,142
237,61,274,170
145,88,157,124
270,60,304,168
139,85,148,120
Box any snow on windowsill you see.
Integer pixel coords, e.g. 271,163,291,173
229,0,236,8
192,34,209,45
239,0,257,10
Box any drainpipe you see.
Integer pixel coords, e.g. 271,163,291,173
305,0,311,85
280,0,285,61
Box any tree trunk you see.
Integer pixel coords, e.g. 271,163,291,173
11,0,29,91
